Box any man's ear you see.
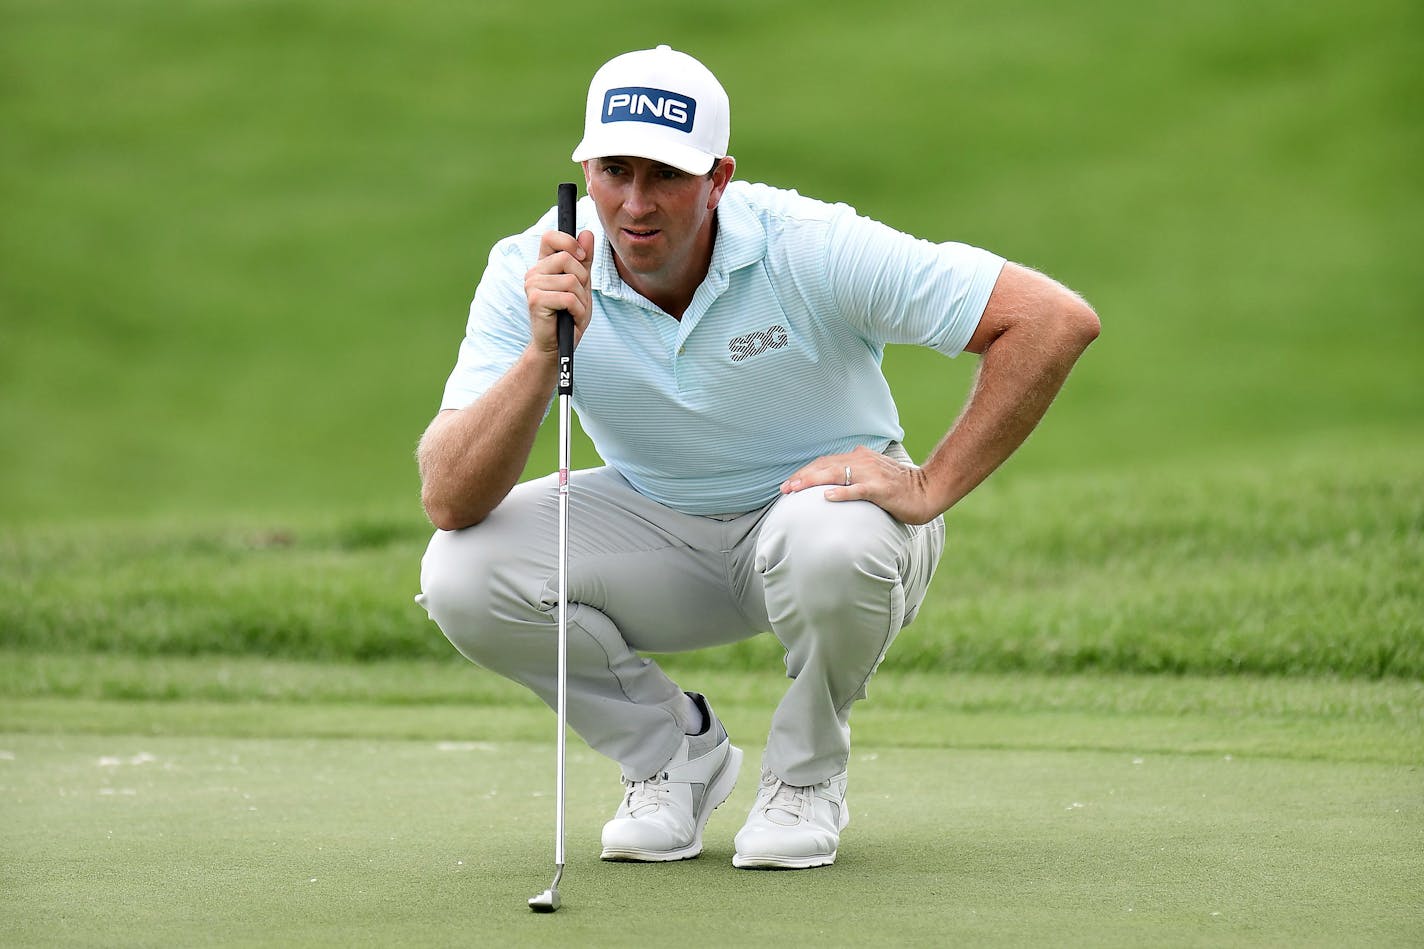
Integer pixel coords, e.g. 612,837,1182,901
707,156,737,210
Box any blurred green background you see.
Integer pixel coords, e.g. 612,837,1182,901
4,10,1420,942
1,0,1420,674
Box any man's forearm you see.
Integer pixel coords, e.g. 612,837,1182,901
418,347,559,530
922,309,1099,514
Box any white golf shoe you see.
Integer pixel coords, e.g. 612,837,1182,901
600,695,743,862
732,769,849,869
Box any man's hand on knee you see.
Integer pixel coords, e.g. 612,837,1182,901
778,445,941,525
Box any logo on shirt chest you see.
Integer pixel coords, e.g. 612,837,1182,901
728,324,790,363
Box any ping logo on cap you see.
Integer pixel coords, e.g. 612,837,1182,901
602,86,697,132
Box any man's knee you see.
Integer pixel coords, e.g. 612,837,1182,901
418,527,538,666
756,494,906,614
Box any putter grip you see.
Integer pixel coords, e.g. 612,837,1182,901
556,182,577,396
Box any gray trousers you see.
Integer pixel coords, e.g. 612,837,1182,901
416,444,945,785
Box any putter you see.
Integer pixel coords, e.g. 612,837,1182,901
529,181,578,914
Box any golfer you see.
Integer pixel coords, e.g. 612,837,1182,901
417,45,1098,869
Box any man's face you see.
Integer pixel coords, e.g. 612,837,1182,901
583,156,731,290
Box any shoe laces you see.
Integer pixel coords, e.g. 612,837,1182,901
760,774,812,825
621,771,671,818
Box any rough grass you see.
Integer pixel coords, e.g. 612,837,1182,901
1,0,1419,681
2,442,1418,678
1,0,1420,523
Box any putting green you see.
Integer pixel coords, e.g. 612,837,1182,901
3,728,1419,947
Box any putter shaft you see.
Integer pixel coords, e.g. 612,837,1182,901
531,181,577,914
554,389,570,869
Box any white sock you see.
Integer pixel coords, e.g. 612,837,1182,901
682,692,706,735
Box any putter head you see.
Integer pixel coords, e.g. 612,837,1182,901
528,887,560,913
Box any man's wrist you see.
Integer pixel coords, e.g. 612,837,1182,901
516,343,562,390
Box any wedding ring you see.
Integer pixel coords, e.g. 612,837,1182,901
844,465,852,486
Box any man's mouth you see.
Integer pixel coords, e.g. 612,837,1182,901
623,227,660,239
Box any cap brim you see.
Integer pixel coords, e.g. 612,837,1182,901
571,132,715,176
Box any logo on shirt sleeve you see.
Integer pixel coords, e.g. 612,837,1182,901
728,324,789,362
602,87,697,132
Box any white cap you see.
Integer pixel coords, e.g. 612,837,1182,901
571,45,729,175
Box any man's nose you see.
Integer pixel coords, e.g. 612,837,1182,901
623,175,656,218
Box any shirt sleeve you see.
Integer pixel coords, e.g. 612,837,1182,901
825,209,1006,356
438,237,536,412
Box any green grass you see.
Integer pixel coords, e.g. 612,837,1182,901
2,0,1421,525
3,0,1420,681
3,441,1419,678
3,669,1421,947
3,3,1422,944
3,655,1420,765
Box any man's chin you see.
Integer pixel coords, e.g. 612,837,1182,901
613,242,664,272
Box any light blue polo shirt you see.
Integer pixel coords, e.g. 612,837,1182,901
441,181,1005,515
